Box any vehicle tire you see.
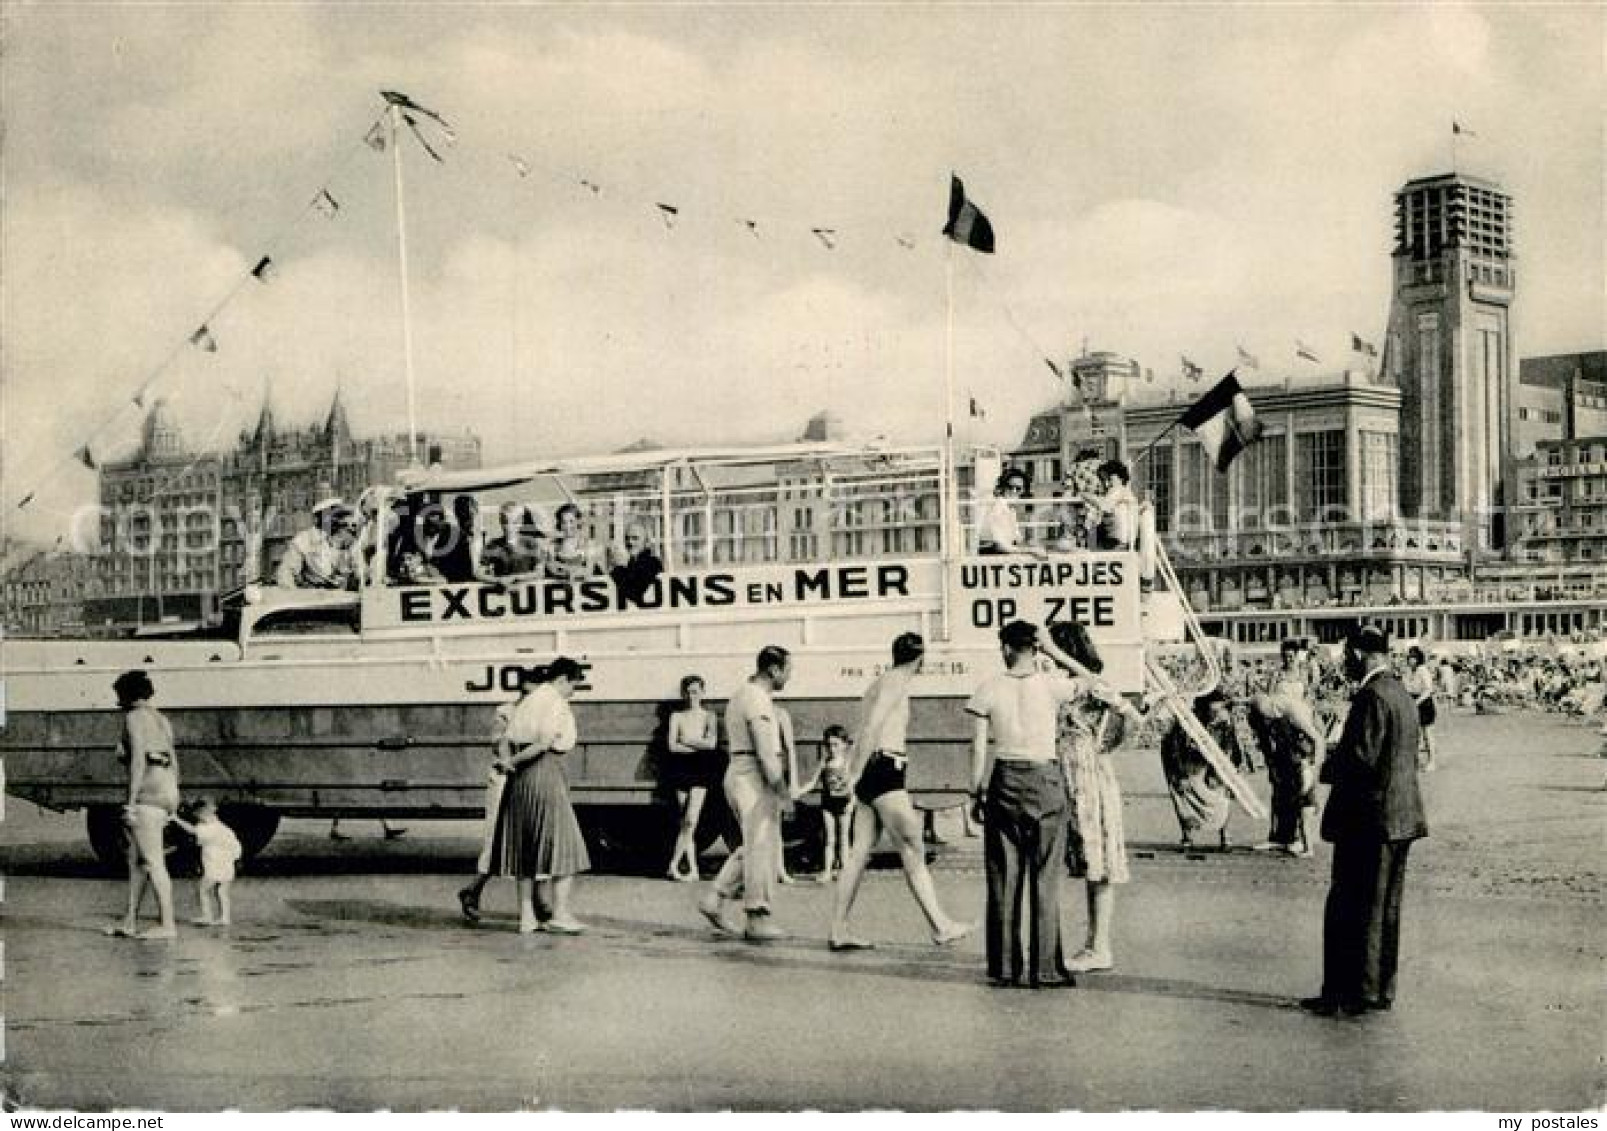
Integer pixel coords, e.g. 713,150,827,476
86,805,126,873
217,803,280,861
578,805,675,875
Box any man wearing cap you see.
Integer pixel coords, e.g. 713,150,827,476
1303,626,1427,1016
480,503,548,580
275,498,360,589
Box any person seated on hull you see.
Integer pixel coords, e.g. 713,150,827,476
275,498,360,590
546,502,603,581
1090,460,1139,551
481,503,548,581
609,523,664,604
976,467,1044,558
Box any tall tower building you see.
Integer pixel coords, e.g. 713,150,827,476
1385,172,1516,548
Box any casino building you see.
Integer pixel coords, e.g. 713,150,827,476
1004,170,1596,612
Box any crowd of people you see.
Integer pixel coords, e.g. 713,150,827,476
271,493,664,596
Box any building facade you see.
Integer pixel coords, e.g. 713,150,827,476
81,394,481,631
1509,436,1607,568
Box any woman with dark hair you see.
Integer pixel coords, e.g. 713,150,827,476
976,468,1042,557
1159,690,1240,850
1041,621,1149,973
489,657,591,934
546,502,600,581
106,670,180,939
664,674,722,882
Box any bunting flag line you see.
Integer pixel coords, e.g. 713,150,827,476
1295,340,1320,364
75,445,98,471
1181,356,1204,382
580,178,602,195
189,325,219,353
811,228,837,250
1351,333,1378,358
895,234,916,250
364,122,388,152
251,256,275,283
313,189,340,218
655,203,679,229
1179,371,1263,472
381,90,453,132
1236,344,1260,369
942,175,995,254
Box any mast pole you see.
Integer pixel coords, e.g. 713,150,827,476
389,103,420,467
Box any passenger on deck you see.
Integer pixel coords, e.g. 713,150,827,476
415,496,478,583
275,498,360,590
609,523,664,604
977,468,1043,557
1091,460,1139,551
481,503,547,580
546,502,602,581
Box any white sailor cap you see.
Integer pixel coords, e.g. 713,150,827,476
311,496,348,517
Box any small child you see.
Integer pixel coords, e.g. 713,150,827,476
803,725,855,881
171,799,242,926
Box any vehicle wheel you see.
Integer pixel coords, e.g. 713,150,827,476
217,803,280,861
86,805,126,873
578,805,676,875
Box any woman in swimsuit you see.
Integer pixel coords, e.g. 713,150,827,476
107,670,181,939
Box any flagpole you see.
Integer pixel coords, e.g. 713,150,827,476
1130,416,1182,471
389,103,420,467
939,239,957,642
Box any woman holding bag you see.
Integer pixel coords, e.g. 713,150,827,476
489,657,591,934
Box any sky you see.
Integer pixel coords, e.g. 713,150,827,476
2,2,1603,543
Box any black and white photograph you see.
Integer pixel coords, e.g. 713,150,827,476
0,1,1602,1115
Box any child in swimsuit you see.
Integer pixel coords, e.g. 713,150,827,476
803,725,855,880
171,799,243,926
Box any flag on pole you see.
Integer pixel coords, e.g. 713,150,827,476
1180,371,1263,472
1452,120,1476,137
75,445,98,471
364,122,388,152
655,203,679,229
1181,356,1204,382
1236,344,1260,369
1351,332,1378,358
251,256,275,283
189,325,219,353
811,228,837,250
942,175,995,254
313,189,340,218
1295,340,1320,364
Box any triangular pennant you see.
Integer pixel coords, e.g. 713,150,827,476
655,203,679,229
18,491,36,510
76,444,98,470
810,228,837,250
251,255,275,283
189,325,219,353
1043,358,1064,380
364,122,388,152
402,113,447,162
895,234,916,250
580,178,602,195
508,154,531,178
313,189,340,218
740,219,760,238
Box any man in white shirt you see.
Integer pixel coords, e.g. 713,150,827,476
966,620,1083,988
699,645,794,942
275,498,359,589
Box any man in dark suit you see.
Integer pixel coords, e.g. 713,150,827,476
1302,625,1428,1016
